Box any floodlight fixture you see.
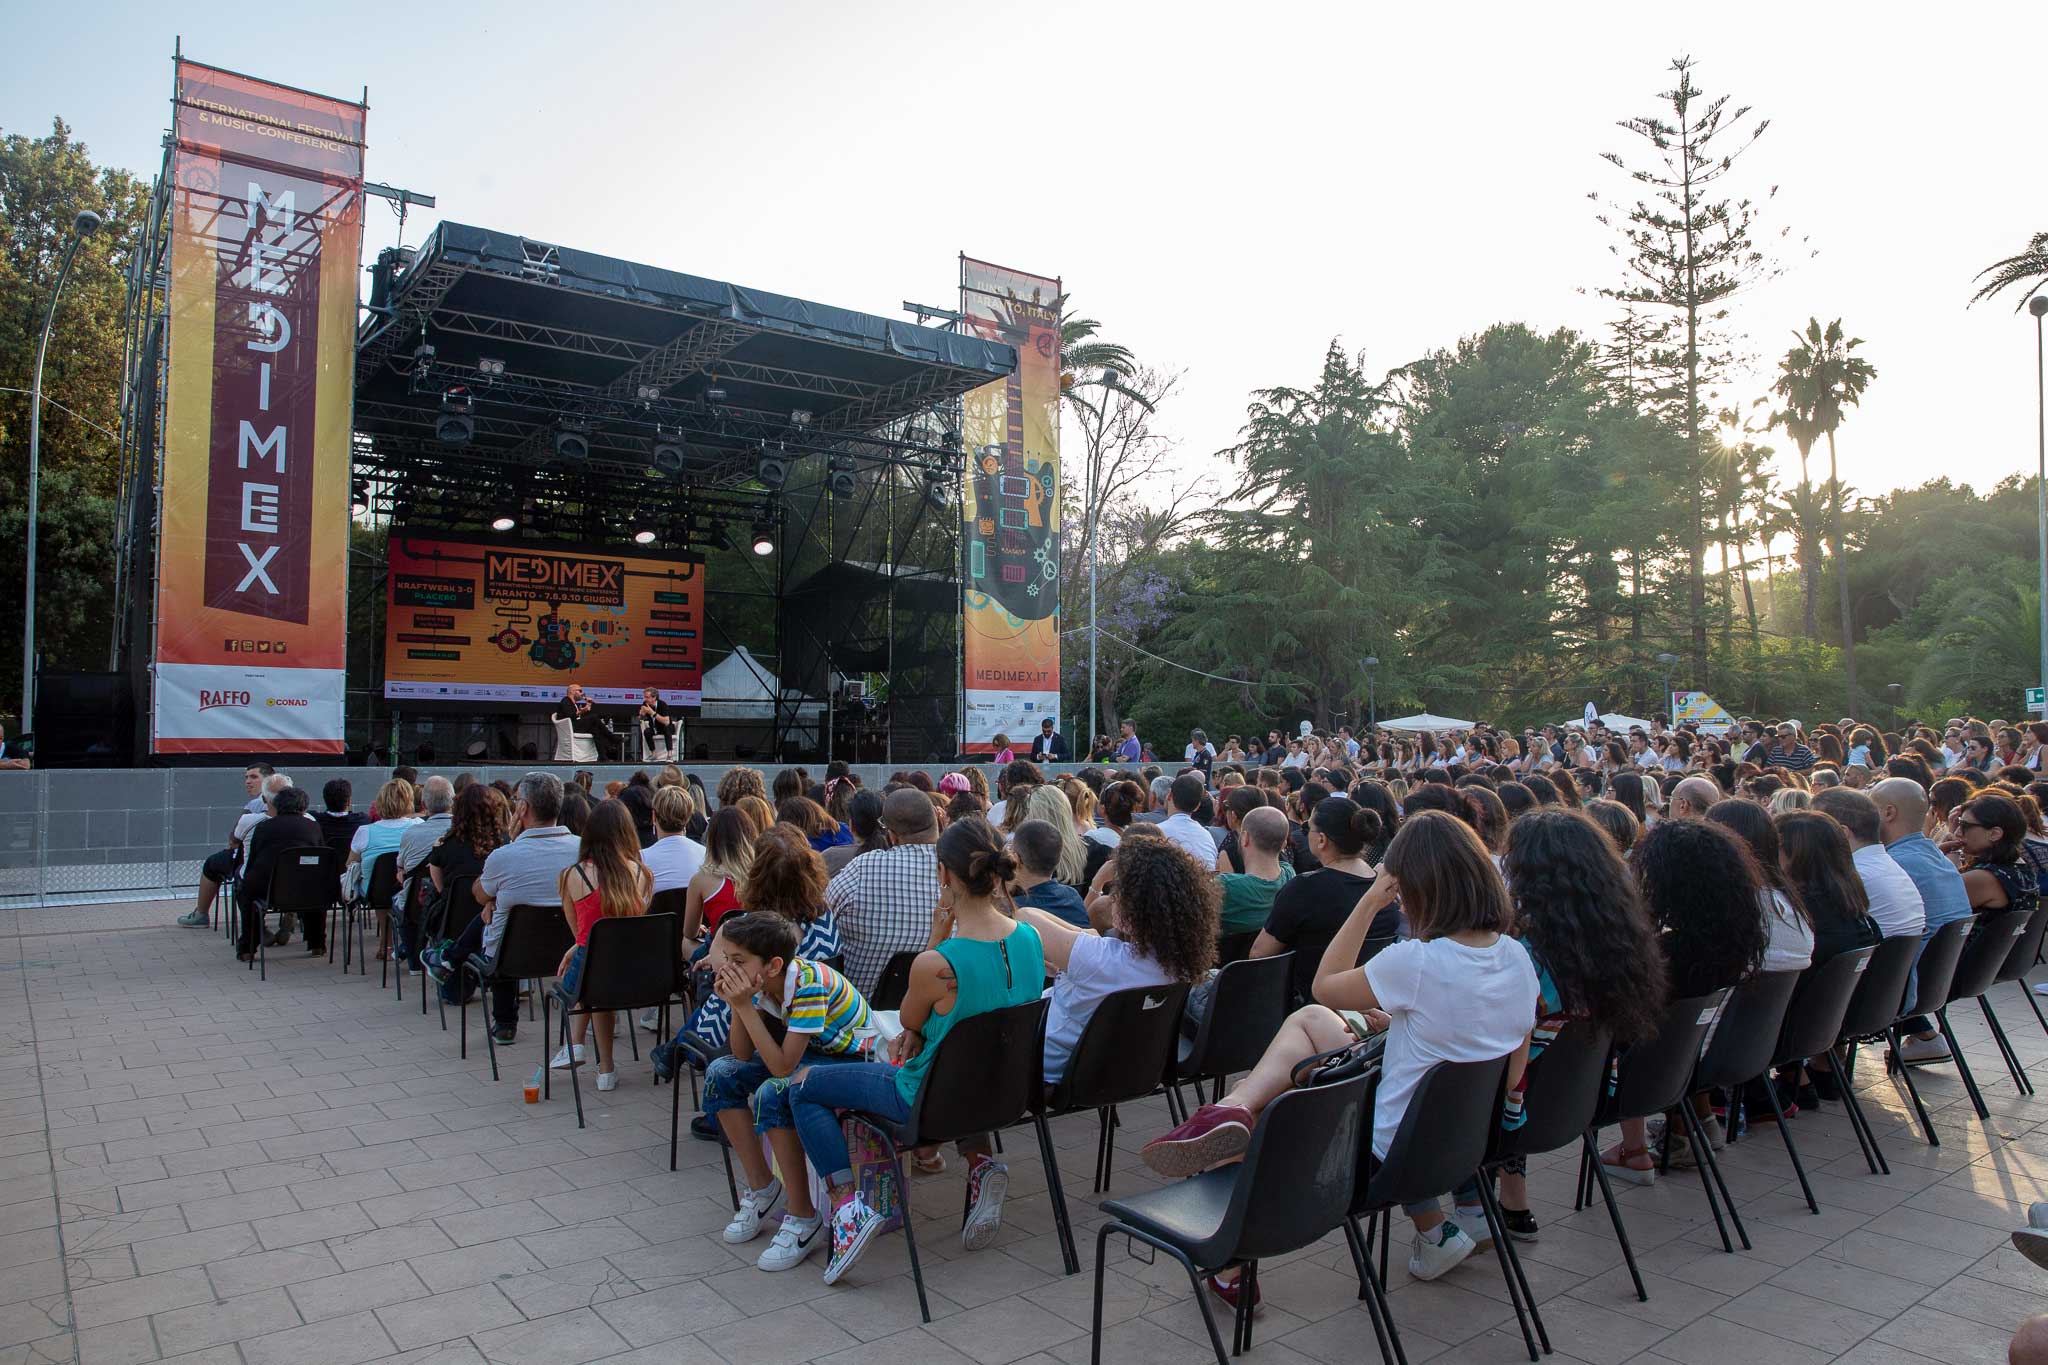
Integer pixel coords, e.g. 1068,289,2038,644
751,521,775,556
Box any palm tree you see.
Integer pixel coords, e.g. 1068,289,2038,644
1053,301,1147,417
1768,384,1824,638
1970,232,2048,310
1772,318,1878,715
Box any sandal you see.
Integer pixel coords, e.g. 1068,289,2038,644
1599,1142,1658,1186
910,1150,947,1176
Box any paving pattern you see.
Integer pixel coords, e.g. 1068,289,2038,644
3,898,2045,1365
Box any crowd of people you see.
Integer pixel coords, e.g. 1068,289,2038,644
167,706,2048,1340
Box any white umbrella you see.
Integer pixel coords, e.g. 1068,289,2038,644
1379,713,1476,732
1566,712,1657,734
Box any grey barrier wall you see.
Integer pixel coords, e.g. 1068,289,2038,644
0,762,1112,909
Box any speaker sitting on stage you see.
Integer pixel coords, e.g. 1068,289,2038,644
637,685,677,757
553,682,618,757
1029,717,1068,763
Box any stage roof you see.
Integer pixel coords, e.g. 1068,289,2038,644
351,222,1016,523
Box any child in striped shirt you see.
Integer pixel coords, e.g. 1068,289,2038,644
701,913,873,1272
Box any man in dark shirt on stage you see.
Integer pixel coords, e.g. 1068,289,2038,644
554,682,618,758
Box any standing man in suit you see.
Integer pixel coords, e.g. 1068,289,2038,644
1029,717,1069,763
238,786,327,961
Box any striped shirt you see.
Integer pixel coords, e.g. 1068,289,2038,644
762,957,871,1056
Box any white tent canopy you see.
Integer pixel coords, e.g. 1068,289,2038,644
1378,713,1476,732
699,646,821,722
1566,712,1658,734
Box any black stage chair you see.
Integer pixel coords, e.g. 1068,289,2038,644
1091,1073,1372,1365
1347,1056,1517,1365
1682,970,1804,1252
469,902,573,1079
426,874,482,1024
251,847,338,982
868,950,921,1011
1167,953,1292,1123
839,998,1048,1323
1027,982,1191,1275
1875,919,1970,1145
1826,933,1920,1175
1760,947,1875,1212
389,871,428,1000
344,852,400,976
1990,903,2048,1042
1574,990,1730,1296
1478,1022,1614,1358
1936,908,2037,1113
558,914,683,1126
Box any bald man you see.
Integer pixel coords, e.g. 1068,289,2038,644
1872,777,1974,1064
1666,776,1722,822
823,788,943,995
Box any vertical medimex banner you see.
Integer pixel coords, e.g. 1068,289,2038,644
959,257,1061,752
152,59,365,754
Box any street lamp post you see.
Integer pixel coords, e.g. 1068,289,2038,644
1085,368,1117,749
2031,296,2048,725
1655,652,1679,721
20,208,102,737
1362,657,1378,730
1886,682,1903,732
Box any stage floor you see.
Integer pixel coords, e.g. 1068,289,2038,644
0,899,2043,1363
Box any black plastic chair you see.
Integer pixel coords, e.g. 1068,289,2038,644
389,871,427,999
648,886,689,922
868,949,921,1011
425,874,482,1023
252,847,338,982
1761,947,1875,1212
1991,903,2048,1042
1682,970,1804,1252
1877,918,1971,1145
1166,952,1293,1122
1215,930,1259,966
1027,982,1191,1276
1827,933,1920,1174
1574,989,1730,1294
839,997,1049,1323
1347,1055,1517,1365
1480,1022,1615,1358
468,902,573,1079
1938,908,2037,1113
343,852,400,976
558,913,683,1127
1091,1073,1372,1365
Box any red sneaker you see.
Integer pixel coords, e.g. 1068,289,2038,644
1206,1272,1261,1314
1140,1103,1254,1178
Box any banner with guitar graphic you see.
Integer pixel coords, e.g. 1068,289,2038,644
959,257,1062,752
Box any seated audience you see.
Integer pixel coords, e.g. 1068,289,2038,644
1253,796,1387,1006
1708,798,1816,973
823,789,942,996
1811,787,1926,940
553,799,653,1092
1776,810,1881,963
1010,820,1090,926
236,785,325,962
643,786,707,894
1217,806,1294,946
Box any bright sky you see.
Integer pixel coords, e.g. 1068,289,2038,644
8,2,2042,514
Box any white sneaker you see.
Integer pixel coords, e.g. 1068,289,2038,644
757,1214,824,1270
1408,1223,1477,1282
548,1044,588,1069
723,1179,785,1244
1899,1034,1952,1066
637,1009,660,1032
962,1158,1008,1251
594,1069,618,1092
2032,981,2048,997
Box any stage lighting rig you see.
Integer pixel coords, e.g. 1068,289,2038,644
476,356,506,378
552,421,590,463
435,386,475,445
633,527,657,545
637,384,662,401
789,409,813,429
921,465,950,512
704,373,728,402
489,497,517,532
828,456,857,500
651,434,686,475
751,521,775,556
756,442,789,490
350,479,369,516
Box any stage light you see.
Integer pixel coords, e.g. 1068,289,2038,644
476,356,506,377
411,341,436,369
922,466,950,512
633,528,656,546
751,521,775,556
553,426,590,462
756,445,788,490
651,440,686,474
637,384,662,401
789,409,813,429
939,427,960,450
828,456,857,500
393,498,414,524
350,479,369,516
489,497,517,532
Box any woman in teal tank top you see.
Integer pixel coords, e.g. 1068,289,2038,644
789,817,1044,1286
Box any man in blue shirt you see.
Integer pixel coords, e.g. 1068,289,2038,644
1873,777,1974,1065
1115,720,1142,763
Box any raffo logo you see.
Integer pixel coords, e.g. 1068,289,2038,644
198,689,253,712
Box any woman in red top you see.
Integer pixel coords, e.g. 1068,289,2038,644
556,800,652,1091
684,806,754,960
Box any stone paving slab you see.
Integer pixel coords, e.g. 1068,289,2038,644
3,899,2046,1363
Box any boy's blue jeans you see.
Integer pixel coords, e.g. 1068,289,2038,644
704,1051,859,1134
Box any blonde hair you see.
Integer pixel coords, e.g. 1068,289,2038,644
653,785,695,834
735,794,774,834
373,780,413,821
1021,784,1088,883
656,764,684,789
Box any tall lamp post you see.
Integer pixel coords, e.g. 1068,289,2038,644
1886,682,1903,732
1656,652,1679,721
2031,295,2047,724
1362,656,1378,730
1085,367,1117,749
21,208,103,737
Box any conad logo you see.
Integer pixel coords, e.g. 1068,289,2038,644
265,697,310,707
197,689,252,712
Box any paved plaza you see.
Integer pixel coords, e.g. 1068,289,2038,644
2,899,2045,1365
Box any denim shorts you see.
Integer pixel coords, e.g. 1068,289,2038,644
555,944,587,1003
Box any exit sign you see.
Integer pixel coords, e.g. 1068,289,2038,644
2029,687,2045,714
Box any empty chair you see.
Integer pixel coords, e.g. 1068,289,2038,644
558,914,683,1126
1991,903,2048,1041
1825,933,1920,1175
1029,982,1191,1275
1761,946,1876,1211
1167,952,1293,1122
1091,1073,1372,1365
836,998,1048,1323
1347,1056,1520,1365
1575,989,1730,1295
1936,908,2037,1112
1876,919,1970,1145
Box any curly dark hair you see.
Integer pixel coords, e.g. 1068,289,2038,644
1106,836,1217,984
1503,810,1666,1043
1631,818,1769,998
744,823,829,924
448,782,507,862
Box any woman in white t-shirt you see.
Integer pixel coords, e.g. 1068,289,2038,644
1139,810,1538,1300
1012,837,1218,1088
